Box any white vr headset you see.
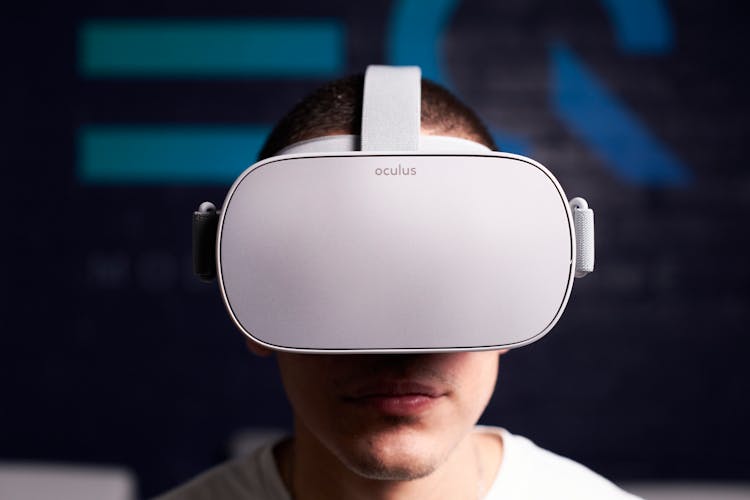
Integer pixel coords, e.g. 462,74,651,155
193,65,595,353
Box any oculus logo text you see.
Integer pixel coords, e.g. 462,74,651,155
374,165,417,176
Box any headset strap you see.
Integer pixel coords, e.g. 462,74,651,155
361,65,421,151
277,134,491,155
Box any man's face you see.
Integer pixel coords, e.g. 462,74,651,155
275,351,501,480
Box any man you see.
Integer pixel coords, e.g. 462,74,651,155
158,75,640,499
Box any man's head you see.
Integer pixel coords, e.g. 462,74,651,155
258,74,496,160
249,74,505,482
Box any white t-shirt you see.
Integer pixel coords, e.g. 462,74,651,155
155,426,642,499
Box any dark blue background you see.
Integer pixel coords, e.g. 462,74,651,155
2,1,749,497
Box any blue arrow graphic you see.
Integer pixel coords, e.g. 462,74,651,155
550,42,690,186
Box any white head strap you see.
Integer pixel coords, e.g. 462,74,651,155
361,65,422,151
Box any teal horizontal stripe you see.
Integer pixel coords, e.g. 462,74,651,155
78,126,270,184
79,20,344,77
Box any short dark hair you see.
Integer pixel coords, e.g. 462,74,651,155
258,74,496,160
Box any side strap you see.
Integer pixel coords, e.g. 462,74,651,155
193,202,219,282
569,197,595,278
361,65,421,151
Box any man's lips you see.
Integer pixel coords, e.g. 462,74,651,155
346,380,446,398
342,380,447,416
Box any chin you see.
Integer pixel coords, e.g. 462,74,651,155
343,449,438,481
336,425,444,481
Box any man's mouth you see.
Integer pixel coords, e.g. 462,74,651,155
342,380,447,416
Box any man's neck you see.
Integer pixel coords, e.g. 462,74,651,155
274,420,503,500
